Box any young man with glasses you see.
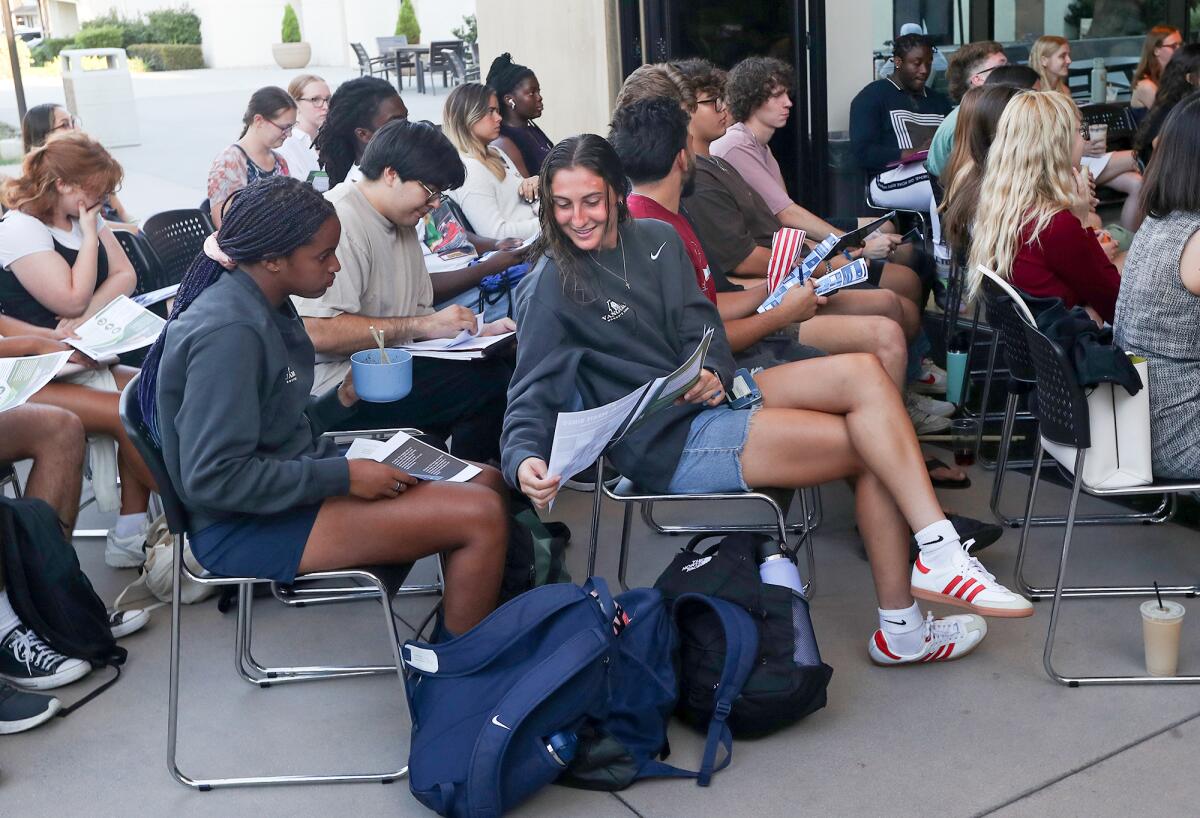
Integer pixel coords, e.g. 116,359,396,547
295,120,516,463
926,41,1007,178
279,74,332,183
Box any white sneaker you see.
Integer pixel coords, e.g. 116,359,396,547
912,543,1034,618
906,395,952,434
907,391,956,418
868,612,987,665
911,358,948,395
108,609,150,640
105,526,147,568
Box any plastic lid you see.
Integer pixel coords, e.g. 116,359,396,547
1140,599,1185,621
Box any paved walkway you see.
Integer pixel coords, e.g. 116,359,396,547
0,66,453,217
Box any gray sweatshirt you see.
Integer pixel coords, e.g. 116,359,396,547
501,218,736,492
156,268,353,533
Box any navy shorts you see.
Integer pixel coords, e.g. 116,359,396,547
191,503,322,584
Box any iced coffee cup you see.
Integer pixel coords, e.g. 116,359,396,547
1140,599,1185,676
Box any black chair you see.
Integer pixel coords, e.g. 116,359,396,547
376,35,414,88
113,228,168,296
442,49,479,86
118,374,415,789
1014,319,1200,686
141,209,211,287
350,41,390,82
425,39,464,88
1079,102,1137,151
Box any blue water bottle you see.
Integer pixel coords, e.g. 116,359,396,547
545,731,578,767
757,539,805,595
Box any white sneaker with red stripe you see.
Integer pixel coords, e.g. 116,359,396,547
868,612,987,666
911,543,1034,618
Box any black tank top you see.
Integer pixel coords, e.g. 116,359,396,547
0,234,110,328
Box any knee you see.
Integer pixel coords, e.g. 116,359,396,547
842,352,891,388
461,485,509,544
37,406,86,453
871,317,908,360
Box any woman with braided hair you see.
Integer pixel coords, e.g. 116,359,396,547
313,76,407,186
485,52,552,177
141,176,506,635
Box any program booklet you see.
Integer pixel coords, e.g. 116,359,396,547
345,429,481,482
0,351,71,414
66,295,166,360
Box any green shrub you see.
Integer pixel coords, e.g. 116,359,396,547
396,0,420,43
30,37,74,65
81,10,150,47
146,8,201,45
451,14,476,45
281,4,301,43
73,25,125,50
126,43,204,71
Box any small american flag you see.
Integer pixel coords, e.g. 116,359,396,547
767,228,806,293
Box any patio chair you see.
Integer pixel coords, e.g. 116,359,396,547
141,209,211,287
119,376,417,789
376,35,415,88
113,228,169,297
351,41,390,83
1015,317,1200,687
585,455,818,595
425,40,464,89
442,49,479,86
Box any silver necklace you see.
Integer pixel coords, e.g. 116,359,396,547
588,235,630,289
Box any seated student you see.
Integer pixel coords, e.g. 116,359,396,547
1032,35,1144,231
141,176,507,635
1115,94,1200,478
505,135,1031,667
21,104,137,232
968,91,1120,323
925,41,1007,179
0,133,156,566
207,87,295,228
1131,25,1183,110
314,77,408,187
486,53,553,177
296,120,514,464
850,33,952,217
278,73,331,183
1134,45,1200,167
443,83,540,242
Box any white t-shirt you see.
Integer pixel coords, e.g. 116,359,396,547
447,149,539,241
346,164,364,184
277,128,321,183
0,210,98,268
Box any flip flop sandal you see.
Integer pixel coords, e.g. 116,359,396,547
926,457,970,490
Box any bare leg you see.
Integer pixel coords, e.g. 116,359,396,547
299,468,508,633
0,404,86,533
1095,153,1144,231
817,287,919,340
798,314,906,389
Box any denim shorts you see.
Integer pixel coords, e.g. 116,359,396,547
665,405,759,494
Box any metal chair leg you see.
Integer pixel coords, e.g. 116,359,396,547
616,502,635,592
586,458,606,578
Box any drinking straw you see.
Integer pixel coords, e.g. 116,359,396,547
369,325,389,364
1155,581,1165,612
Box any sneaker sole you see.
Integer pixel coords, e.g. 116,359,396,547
0,696,60,734
911,587,1034,618
0,660,92,691
111,609,150,640
909,381,948,396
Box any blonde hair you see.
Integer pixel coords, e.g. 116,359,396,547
1031,36,1071,95
967,91,1079,297
443,82,507,182
287,73,325,100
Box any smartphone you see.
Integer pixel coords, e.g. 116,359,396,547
306,170,330,193
728,368,763,410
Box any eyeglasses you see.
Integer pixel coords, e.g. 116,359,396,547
418,181,442,206
695,97,728,112
266,119,295,135
972,64,1002,80
299,96,331,107
50,116,81,133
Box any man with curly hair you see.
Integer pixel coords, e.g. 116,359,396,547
926,41,1007,178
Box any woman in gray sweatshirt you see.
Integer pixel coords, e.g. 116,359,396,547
138,176,507,635
504,135,1033,667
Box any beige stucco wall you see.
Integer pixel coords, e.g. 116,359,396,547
476,0,621,143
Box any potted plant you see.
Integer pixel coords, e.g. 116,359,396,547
397,0,420,44
272,3,310,69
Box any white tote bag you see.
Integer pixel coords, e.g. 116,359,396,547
1041,356,1153,489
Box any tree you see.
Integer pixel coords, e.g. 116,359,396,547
397,0,420,44
451,14,476,45
281,3,301,43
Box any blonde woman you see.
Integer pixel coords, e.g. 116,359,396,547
968,91,1120,323
1131,25,1182,109
443,82,540,241
278,73,330,183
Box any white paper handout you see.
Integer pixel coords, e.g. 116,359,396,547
132,284,179,308
0,351,72,413
67,295,166,360
401,313,515,358
347,429,481,483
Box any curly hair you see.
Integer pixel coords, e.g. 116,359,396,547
613,63,695,113
724,57,793,123
671,57,727,99
1,131,123,222
945,41,1003,102
314,76,400,186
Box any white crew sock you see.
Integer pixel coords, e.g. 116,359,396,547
0,589,20,639
878,602,925,655
114,512,148,539
914,518,962,566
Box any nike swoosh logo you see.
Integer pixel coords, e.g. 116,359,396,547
491,715,510,730
922,535,944,545
650,242,666,260
883,618,907,626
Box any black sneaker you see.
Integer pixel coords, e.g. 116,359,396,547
0,681,60,734
0,626,91,691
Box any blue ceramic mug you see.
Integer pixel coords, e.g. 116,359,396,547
350,348,413,403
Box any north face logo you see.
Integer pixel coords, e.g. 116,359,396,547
681,556,712,573
601,300,629,322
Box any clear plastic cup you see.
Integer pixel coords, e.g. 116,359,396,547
1140,599,1185,676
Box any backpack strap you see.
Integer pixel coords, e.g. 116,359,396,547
647,593,760,787
464,627,611,817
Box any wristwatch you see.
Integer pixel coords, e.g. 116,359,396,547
823,260,834,277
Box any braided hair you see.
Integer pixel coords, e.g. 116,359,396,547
485,53,534,104
314,76,399,185
137,176,336,440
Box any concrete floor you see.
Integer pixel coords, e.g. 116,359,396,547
2,455,1198,817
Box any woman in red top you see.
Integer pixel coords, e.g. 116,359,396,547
968,90,1121,323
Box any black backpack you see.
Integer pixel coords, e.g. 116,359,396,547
654,532,832,737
